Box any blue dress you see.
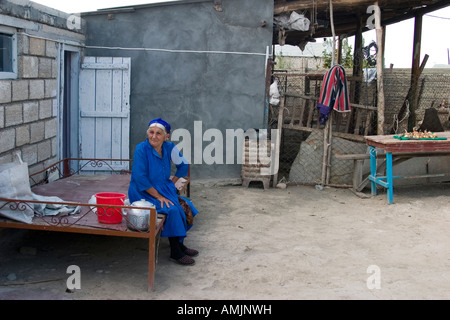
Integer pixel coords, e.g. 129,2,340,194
128,139,198,239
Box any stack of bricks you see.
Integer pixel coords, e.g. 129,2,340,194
241,138,272,190
0,34,58,173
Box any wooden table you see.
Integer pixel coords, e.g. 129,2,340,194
365,132,450,204
0,173,164,291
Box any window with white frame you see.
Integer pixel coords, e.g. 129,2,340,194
0,26,17,79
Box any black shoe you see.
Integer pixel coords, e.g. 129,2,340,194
183,247,199,257
170,255,196,266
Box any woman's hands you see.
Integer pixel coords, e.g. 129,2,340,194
145,187,174,208
156,194,174,208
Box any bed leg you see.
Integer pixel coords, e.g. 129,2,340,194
147,211,157,292
148,234,155,292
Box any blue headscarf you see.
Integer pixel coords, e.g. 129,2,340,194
148,118,171,134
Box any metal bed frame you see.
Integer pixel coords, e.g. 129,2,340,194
0,158,171,292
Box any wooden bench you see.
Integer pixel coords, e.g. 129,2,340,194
335,151,450,192
335,153,372,192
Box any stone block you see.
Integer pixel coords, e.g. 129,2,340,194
30,121,45,143
29,37,45,56
5,103,23,127
0,153,13,165
0,128,15,153
51,59,57,78
16,124,30,146
45,118,57,139
21,144,38,165
29,80,45,100
38,57,53,78
23,101,39,123
39,99,52,119
17,34,29,55
12,80,29,101
0,106,4,128
51,137,57,157
45,40,58,58
37,140,52,162
45,79,57,98
52,98,57,117
0,81,12,103
19,56,39,78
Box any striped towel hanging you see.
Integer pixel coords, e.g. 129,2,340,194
316,65,351,124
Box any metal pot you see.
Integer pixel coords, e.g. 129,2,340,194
125,199,155,231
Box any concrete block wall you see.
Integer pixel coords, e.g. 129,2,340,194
0,34,58,175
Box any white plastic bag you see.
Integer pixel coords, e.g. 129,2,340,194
0,153,34,224
289,12,310,31
269,80,280,105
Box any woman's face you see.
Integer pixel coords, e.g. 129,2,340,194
147,126,168,149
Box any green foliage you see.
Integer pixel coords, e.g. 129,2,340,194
275,55,292,70
322,38,354,69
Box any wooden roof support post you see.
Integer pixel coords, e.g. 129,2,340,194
272,95,284,188
337,35,343,65
375,2,386,135
408,12,423,132
321,0,336,186
352,15,363,104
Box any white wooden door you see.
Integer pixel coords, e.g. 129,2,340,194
79,56,131,171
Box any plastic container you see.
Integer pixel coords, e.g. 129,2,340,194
95,192,126,224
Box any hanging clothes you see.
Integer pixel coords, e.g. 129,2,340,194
316,65,351,124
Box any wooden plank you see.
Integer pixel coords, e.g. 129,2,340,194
353,108,362,135
336,151,450,161
80,111,128,118
112,57,124,161
79,57,96,159
335,153,370,160
95,57,113,160
121,58,131,166
274,0,388,14
272,96,284,187
81,63,129,70
351,103,377,111
298,98,306,127
364,111,374,135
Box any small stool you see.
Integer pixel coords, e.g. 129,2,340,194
242,176,270,190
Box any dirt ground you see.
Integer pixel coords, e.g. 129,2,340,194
0,180,449,300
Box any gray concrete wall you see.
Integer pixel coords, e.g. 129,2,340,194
82,0,273,180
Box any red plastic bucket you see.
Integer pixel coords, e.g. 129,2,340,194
95,192,126,224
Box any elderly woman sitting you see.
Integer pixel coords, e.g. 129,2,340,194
128,118,198,266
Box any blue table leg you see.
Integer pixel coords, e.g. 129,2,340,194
370,146,377,195
386,152,393,204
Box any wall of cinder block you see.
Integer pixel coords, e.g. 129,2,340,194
0,34,58,174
